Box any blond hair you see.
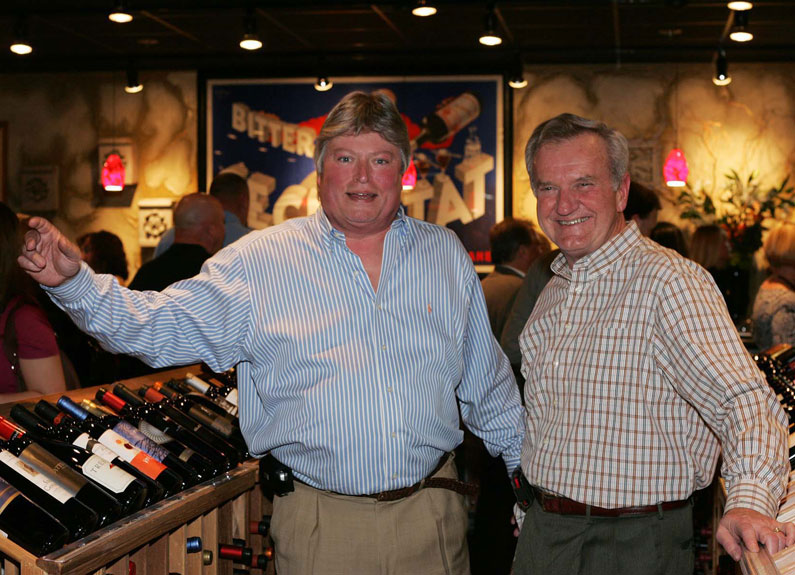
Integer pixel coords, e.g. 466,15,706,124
764,223,795,269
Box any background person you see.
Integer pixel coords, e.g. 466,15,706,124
752,222,795,350
77,230,129,284
623,181,661,236
650,221,689,258
18,91,524,575
0,201,66,402
154,172,253,257
512,112,791,575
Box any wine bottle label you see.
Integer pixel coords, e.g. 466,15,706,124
187,406,234,437
0,451,72,503
177,447,196,463
112,421,171,462
17,443,86,495
96,429,168,480
81,454,136,494
73,433,120,463
185,374,211,394
434,93,480,136
0,482,20,514
224,388,239,407
139,420,173,444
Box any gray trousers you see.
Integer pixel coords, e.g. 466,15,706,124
512,500,694,575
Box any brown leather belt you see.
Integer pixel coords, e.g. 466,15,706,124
355,453,478,502
532,487,690,517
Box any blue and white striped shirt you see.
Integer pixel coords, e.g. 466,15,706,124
47,208,524,495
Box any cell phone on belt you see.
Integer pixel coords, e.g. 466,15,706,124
511,467,534,511
259,454,295,500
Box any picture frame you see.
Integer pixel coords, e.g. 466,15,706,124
19,165,59,212
205,76,504,271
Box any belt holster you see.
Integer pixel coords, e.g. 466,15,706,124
511,467,534,511
259,453,295,500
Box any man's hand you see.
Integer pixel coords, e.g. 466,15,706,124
17,217,82,287
717,507,795,561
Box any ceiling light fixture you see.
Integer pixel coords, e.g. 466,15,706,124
508,55,527,89
10,18,32,55
729,9,753,42
412,0,437,17
315,76,333,92
713,49,731,86
727,1,752,10
124,67,143,94
240,9,263,51
108,0,133,23
479,5,502,46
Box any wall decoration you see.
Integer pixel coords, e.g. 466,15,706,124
0,122,6,202
628,139,661,189
138,198,175,247
20,166,59,212
98,138,136,186
206,76,503,270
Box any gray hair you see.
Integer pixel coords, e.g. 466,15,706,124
314,91,410,176
524,113,629,193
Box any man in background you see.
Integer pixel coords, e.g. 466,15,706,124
154,172,252,257
623,181,661,236
129,193,225,291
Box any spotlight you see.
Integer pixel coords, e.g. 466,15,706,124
315,76,333,92
508,56,527,89
109,0,133,23
479,8,502,46
713,50,731,86
125,68,143,93
240,10,263,51
10,41,32,55
726,2,752,10
412,0,437,17
10,17,32,55
729,9,753,42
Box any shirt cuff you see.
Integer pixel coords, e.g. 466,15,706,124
42,262,96,302
724,478,780,517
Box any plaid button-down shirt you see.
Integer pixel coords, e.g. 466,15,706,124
519,222,788,516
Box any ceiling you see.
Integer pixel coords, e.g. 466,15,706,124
1,1,793,76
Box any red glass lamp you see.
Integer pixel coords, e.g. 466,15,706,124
402,157,417,190
102,152,126,192
663,148,688,188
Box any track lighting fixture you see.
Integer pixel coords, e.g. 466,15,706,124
508,55,527,89
108,0,133,24
726,2,752,10
729,9,753,42
10,17,33,55
240,9,263,51
479,5,502,46
125,68,143,93
713,49,731,86
314,76,333,92
412,0,437,17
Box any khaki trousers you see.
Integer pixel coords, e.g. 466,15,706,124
271,455,470,575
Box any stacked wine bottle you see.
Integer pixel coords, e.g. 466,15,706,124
0,369,247,557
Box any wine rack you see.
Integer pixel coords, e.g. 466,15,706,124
0,366,274,575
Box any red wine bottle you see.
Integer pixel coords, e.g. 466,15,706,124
0,476,70,555
0,417,122,528
157,380,238,426
18,403,165,506
141,385,248,455
2,412,148,516
218,543,273,569
183,372,238,417
56,396,200,487
0,446,98,541
95,388,226,479
114,382,242,467
35,399,185,497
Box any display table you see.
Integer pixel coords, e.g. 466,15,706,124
0,367,272,575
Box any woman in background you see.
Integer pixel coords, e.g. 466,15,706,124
752,223,795,350
650,221,689,258
0,201,66,402
690,224,748,322
77,230,129,284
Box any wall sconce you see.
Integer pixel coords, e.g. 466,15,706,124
98,138,136,192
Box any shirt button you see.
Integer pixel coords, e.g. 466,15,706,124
377,304,382,310
387,386,394,393
391,432,396,438
381,345,387,351
392,472,398,479
564,322,571,328
553,360,559,367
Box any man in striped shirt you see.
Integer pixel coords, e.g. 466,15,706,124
512,113,793,574
19,91,524,574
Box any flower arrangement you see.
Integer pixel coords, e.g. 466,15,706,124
676,171,795,269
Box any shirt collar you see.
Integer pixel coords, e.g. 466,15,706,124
551,221,643,281
497,264,526,278
315,205,409,250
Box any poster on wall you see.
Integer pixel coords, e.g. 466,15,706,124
207,76,503,270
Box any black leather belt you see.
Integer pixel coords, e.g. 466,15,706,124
532,487,690,517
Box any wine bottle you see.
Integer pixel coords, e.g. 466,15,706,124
183,372,238,416
95,388,228,478
218,543,272,569
0,417,123,528
4,410,148,516
412,92,481,148
139,385,248,455
158,380,238,426
249,515,271,536
0,446,98,541
16,403,166,506
35,399,186,497
56,396,201,487
0,476,70,555
114,382,243,467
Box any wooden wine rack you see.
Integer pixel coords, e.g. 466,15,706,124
0,367,274,575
